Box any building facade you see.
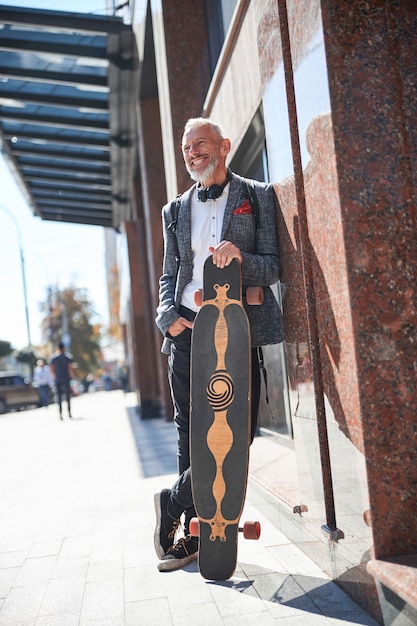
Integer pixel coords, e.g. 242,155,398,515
119,2,416,624
0,0,414,623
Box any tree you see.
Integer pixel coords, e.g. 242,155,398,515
16,350,36,368
0,341,12,358
39,285,102,379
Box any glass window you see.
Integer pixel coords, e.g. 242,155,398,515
221,0,238,34
231,109,293,438
205,0,238,73
230,109,267,181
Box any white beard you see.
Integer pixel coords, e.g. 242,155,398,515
186,158,217,185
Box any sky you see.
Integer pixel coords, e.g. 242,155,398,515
0,0,117,351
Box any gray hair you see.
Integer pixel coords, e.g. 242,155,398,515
183,117,226,140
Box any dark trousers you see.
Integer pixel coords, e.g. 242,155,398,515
167,306,261,524
56,381,71,416
39,384,50,407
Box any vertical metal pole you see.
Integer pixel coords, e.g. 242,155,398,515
0,205,32,348
19,246,32,347
276,0,343,539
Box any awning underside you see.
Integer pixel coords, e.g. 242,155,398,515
0,5,138,228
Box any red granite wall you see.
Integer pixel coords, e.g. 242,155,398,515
321,0,417,560
257,0,416,619
161,0,212,193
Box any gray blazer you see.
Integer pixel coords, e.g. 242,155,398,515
156,171,284,353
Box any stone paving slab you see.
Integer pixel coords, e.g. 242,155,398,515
0,390,378,625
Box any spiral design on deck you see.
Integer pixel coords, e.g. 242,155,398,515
206,370,234,411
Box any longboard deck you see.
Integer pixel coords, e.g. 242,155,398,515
190,257,251,580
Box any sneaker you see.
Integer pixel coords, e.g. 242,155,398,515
154,490,181,559
158,535,198,572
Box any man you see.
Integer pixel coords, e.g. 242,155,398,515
50,342,75,420
154,117,284,571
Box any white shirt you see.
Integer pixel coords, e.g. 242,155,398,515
34,365,52,386
181,184,229,312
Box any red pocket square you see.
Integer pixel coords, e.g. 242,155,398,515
233,200,252,215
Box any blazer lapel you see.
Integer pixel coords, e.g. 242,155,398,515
176,186,194,265
221,174,244,240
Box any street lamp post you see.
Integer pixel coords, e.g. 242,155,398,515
0,204,32,348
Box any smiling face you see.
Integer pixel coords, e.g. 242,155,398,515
182,123,230,187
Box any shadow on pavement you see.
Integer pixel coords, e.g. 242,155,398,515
127,406,178,478
207,566,376,624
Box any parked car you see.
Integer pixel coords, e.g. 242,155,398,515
0,372,41,414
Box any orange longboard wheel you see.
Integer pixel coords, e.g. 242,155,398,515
194,289,203,307
242,521,261,540
246,286,264,305
189,517,200,537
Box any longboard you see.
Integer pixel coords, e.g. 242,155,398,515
190,256,260,580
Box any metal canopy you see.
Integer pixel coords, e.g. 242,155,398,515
0,5,138,228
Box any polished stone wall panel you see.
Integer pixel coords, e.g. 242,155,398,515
138,97,173,418
146,0,416,619
255,0,281,88
303,113,363,453
265,0,379,615
321,0,417,559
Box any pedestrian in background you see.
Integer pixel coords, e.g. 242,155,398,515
50,342,76,420
118,363,129,393
33,359,52,408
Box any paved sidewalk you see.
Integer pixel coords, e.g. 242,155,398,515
0,391,378,625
